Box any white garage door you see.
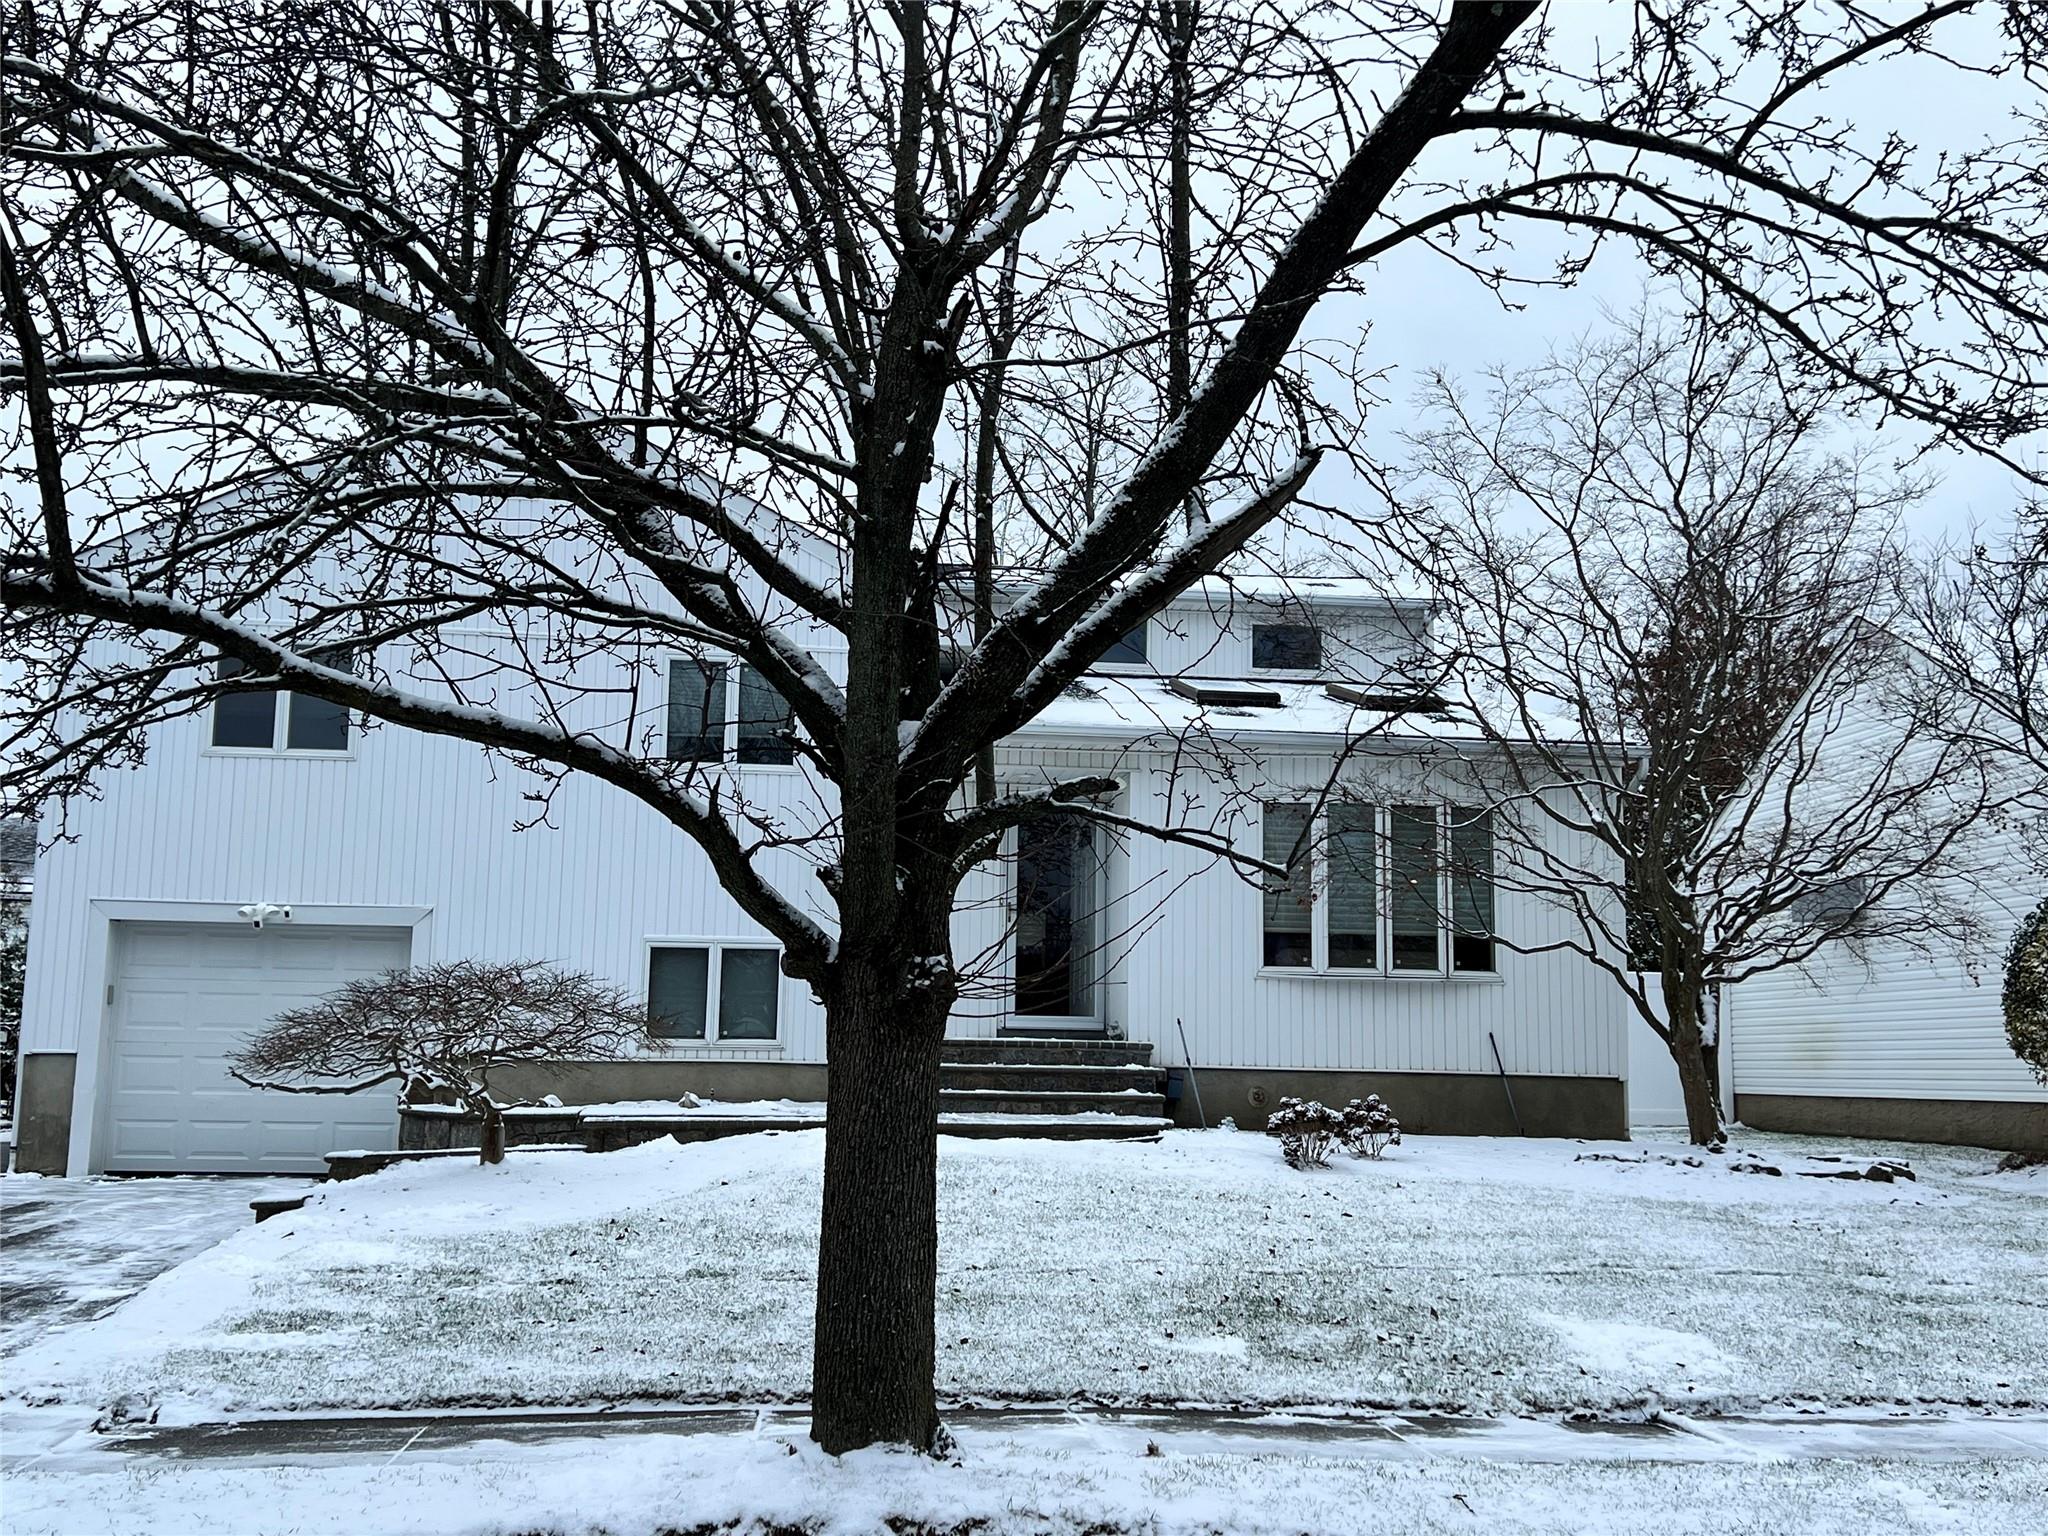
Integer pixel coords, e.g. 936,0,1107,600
104,922,411,1173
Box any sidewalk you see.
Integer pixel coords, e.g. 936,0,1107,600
10,1402,2047,1536
11,1401,2048,1472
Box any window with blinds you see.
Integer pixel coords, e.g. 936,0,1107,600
1256,801,1496,976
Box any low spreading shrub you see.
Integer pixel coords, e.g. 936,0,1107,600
1268,1097,1346,1169
2005,897,2048,1087
1342,1094,1402,1159
1269,1094,1403,1167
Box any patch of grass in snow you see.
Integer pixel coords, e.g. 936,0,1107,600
29,1131,2048,1418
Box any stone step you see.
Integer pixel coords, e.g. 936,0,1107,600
938,1115,1168,1142
941,1037,1155,1068
937,1088,1170,1118
940,1062,1166,1094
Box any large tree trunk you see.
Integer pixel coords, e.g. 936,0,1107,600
1659,973,1724,1147
809,953,952,1454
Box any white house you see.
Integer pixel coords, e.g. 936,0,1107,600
12,568,1634,1175
1721,653,2046,1153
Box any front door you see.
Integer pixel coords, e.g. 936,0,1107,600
1012,817,1104,1029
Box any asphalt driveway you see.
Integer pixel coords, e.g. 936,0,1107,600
0,1175,304,1358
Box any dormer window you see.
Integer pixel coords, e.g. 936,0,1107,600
210,655,351,753
1098,623,1149,668
665,658,795,766
1251,622,1320,672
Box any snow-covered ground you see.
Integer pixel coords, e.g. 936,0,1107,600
9,1128,2041,1425
7,1420,2048,1536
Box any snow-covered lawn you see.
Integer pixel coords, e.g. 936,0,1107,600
8,1129,2044,1422
7,1424,2048,1536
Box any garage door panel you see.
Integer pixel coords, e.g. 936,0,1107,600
106,922,410,1174
109,1052,186,1095
121,987,202,1032
254,1121,333,1162
108,1118,181,1159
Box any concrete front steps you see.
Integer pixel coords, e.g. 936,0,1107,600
937,1037,1171,1131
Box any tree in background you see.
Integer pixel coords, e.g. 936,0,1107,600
7,1,2048,1448
1900,505,2048,865
1368,309,2000,1145
232,960,658,1165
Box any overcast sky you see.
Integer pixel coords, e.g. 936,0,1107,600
1343,236,2036,550
1318,2,2042,550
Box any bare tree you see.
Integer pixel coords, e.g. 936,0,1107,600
1900,504,2048,859
5,0,2048,1449
1366,310,2003,1145
231,959,658,1165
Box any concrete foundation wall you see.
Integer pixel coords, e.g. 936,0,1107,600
1172,1067,1625,1140
1736,1092,2048,1153
474,1060,1625,1140
14,1053,76,1174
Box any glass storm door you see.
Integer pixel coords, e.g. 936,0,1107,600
1013,817,1104,1025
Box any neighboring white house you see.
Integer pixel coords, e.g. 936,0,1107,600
13,560,1636,1175
1721,654,2046,1153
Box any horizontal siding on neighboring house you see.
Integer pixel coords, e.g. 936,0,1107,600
1727,685,2045,1106
1731,947,2039,1101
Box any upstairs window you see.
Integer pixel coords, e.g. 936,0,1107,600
1098,623,1149,668
211,655,351,753
665,658,795,766
1251,622,1321,672
1257,801,1496,976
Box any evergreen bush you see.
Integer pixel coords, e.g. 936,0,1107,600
2004,897,2048,1086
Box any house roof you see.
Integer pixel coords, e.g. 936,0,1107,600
1015,675,1490,750
940,568,1433,616
0,818,35,882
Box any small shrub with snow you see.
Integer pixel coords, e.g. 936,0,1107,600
1342,1095,1402,1159
1269,1095,1403,1167
1268,1097,1347,1169
2004,898,2048,1087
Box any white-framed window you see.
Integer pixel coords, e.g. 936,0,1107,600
646,939,783,1042
209,654,353,753
1250,621,1321,673
665,658,795,767
1260,801,1495,976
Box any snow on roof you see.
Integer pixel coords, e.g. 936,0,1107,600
1014,674,1590,752
1017,676,1488,748
948,568,1434,613
1179,574,1433,610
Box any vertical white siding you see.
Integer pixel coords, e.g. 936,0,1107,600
22,584,1627,1152
1116,752,1626,1078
